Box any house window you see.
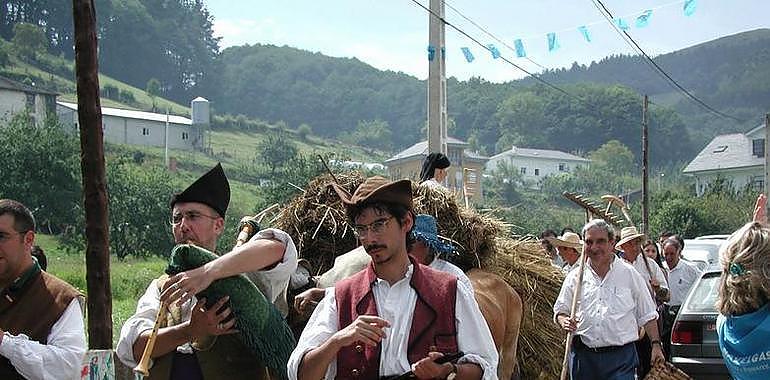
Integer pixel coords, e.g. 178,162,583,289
142,128,149,136
534,168,540,176
753,139,765,157
713,145,728,153
182,132,189,140
752,176,764,191
25,93,35,111
520,167,527,175
559,163,566,172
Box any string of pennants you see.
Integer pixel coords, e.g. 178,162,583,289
431,0,698,63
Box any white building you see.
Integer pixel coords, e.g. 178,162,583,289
57,97,209,151
683,123,765,196
486,146,590,188
0,76,57,125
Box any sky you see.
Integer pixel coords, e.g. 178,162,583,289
206,0,769,83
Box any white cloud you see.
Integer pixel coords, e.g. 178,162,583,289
213,18,282,48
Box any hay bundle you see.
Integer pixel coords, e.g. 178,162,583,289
273,172,364,274
484,238,566,379
273,172,564,378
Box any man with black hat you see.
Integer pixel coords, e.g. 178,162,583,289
116,163,298,379
288,176,497,380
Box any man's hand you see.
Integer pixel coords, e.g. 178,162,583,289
331,315,389,348
186,296,237,341
412,352,453,379
753,194,767,225
651,342,665,366
293,287,326,316
557,314,578,333
160,266,213,306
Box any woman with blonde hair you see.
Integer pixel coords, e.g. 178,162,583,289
716,194,770,380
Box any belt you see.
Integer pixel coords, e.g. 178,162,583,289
572,337,632,353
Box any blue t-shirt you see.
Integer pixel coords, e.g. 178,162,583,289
717,303,770,380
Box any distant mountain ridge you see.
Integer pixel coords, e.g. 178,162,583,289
211,29,770,157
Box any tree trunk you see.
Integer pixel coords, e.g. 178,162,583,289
72,0,112,348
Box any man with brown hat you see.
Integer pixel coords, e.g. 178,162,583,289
547,232,582,274
116,163,299,379
288,176,498,380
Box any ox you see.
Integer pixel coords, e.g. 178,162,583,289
289,247,523,380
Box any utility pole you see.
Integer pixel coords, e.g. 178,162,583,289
427,0,447,155
641,95,649,235
765,113,769,198
72,0,112,348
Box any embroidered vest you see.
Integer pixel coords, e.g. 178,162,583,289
334,256,458,379
0,264,82,379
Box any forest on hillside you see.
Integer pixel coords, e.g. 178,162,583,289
5,0,770,165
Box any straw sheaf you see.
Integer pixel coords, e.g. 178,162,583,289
273,172,564,378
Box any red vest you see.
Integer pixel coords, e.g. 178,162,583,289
334,255,458,379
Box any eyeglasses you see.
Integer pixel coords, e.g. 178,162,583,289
353,216,394,237
584,238,609,246
170,211,219,226
0,231,25,243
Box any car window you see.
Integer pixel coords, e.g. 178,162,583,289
682,272,721,313
682,241,725,266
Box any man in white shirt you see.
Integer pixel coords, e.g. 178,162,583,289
554,219,664,380
0,199,86,380
546,232,582,274
614,225,669,378
661,237,701,355
116,163,298,379
289,176,498,380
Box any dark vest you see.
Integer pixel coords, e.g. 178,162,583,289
0,263,82,379
334,256,458,379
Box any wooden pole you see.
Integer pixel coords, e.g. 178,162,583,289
641,95,649,235
72,0,112,348
560,249,589,380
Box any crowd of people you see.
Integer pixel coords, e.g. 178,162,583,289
2,153,769,379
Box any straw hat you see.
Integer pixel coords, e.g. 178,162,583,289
615,226,645,250
546,232,583,249
412,214,454,255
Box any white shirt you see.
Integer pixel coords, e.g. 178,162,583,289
625,252,669,295
428,257,473,290
0,298,86,380
287,265,499,380
553,256,658,348
116,228,298,369
667,259,701,306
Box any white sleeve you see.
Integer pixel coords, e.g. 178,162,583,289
287,288,339,380
245,228,299,314
553,270,577,323
631,270,659,326
651,259,669,289
455,280,499,380
116,280,160,368
0,298,86,380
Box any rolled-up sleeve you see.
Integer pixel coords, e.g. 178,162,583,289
0,298,86,380
245,228,299,317
455,280,499,380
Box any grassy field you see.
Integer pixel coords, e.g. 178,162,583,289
36,234,167,345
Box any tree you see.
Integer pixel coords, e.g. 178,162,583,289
297,123,312,140
11,23,47,60
484,161,524,205
588,140,636,175
146,78,161,111
345,119,392,152
257,133,298,176
0,114,81,232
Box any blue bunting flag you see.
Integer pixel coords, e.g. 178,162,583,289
684,0,697,16
577,26,591,42
460,47,474,62
615,18,630,30
427,45,436,61
547,33,560,52
514,39,526,57
636,10,653,28
487,44,501,59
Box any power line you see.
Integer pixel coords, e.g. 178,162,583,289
410,0,647,128
590,0,745,122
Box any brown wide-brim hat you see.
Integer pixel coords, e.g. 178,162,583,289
615,226,646,250
332,176,412,209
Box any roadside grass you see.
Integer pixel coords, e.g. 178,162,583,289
36,234,166,345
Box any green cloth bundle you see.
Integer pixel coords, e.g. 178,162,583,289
166,244,295,379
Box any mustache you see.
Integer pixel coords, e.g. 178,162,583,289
365,244,387,252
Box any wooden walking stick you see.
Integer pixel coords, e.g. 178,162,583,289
134,302,169,377
560,246,589,380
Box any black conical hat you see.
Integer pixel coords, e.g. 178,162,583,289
169,163,230,217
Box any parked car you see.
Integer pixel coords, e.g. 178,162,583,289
681,239,726,270
670,267,731,379
694,234,731,240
